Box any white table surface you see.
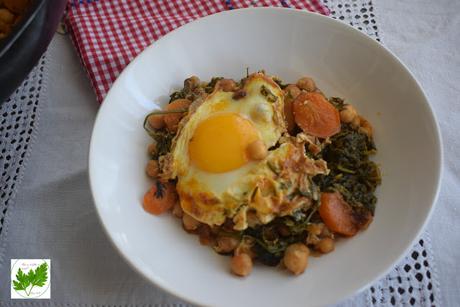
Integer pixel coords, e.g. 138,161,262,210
6,0,459,305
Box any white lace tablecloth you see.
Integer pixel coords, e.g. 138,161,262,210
0,0,459,305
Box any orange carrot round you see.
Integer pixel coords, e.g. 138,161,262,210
292,92,341,138
319,192,358,237
164,99,191,132
143,180,178,215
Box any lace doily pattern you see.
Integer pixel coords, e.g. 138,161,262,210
370,237,441,307
0,56,46,236
324,0,380,41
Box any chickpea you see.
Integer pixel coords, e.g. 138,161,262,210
283,243,309,275
147,143,157,156
285,84,301,99
216,236,239,253
306,233,320,245
351,115,361,128
217,79,237,92
234,238,256,259
339,104,358,124
147,114,165,130
145,160,159,178
359,117,373,137
321,226,333,237
246,140,267,160
182,213,200,231
316,238,335,254
0,9,15,24
172,202,183,218
164,99,191,133
184,76,200,90
359,211,373,230
230,253,253,277
307,223,324,236
297,77,316,92
359,126,371,137
198,224,214,246
191,86,206,99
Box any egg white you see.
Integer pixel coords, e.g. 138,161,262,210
170,75,286,226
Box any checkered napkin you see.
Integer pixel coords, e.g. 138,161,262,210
65,0,330,103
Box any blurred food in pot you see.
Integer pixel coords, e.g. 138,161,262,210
0,0,32,39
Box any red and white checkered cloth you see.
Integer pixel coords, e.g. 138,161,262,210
65,0,330,103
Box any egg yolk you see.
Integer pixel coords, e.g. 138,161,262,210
189,113,259,173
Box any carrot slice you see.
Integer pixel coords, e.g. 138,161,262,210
319,192,358,237
143,180,178,215
292,92,341,138
163,99,191,132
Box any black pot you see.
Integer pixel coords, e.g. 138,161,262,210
0,0,67,103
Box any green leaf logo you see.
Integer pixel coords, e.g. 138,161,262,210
12,262,48,297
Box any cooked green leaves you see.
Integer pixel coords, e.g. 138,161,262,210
242,207,317,266
314,124,381,213
143,122,175,160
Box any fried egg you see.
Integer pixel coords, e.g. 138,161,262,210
167,74,286,226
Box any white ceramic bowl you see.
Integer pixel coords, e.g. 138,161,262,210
89,8,442,307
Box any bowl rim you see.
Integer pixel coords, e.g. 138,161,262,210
88,7,443,306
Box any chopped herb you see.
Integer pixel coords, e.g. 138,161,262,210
329,97,345,110
279,181,292,190
169,90,186,103
260,85,278,103
204,77,223,93
266,161,280,175
142,120,174,159
273,76,288,89
292,210,307,222
305,203,319,223
337,164,356,174
154,180,165,198
143,109,187,158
